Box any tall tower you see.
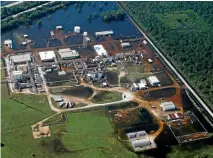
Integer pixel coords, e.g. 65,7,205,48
83,32,88,48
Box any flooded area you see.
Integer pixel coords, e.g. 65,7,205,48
105,102,159,133
50,86,93,98
1,2,141,50
143,87,176,100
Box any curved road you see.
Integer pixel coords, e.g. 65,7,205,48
122,6,213,119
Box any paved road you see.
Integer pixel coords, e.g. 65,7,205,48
12,2,53,18
1,1,23,8
122,5,213,118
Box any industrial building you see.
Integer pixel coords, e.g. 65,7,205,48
58,48,80,60
168,112,184,121
127,131,157,152
95,30,113,36
160,101,176,111
74,26,81,33
131,139,151,148
17,64,28,73
56,26,63,30
87,72,104,81
127,131,147,140
39,51,56,62
121,42,131,48
147,76,160,86
148,59,153,63
143,40,148,45
10,53,31,64
138,82,148,90
93,45,108,56
13,71,23,81
131,83,139,91
4,39,12,48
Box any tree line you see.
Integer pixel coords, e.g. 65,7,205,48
124,2,213,109
1,2,76,33
1,1,48,20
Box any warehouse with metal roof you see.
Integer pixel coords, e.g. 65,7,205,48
160,101,176,111
147,76,160,86
58,48,80,60
39,51,56,62
10,53,31,64
93,45,108,56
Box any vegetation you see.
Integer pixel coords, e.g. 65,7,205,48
1,1,76,33
92,91,121,103
1,1,47,19
124,2,213,109
37,20,42,27
101,10,125,21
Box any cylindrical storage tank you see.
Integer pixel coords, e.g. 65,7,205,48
132,139,151,148
83,32,88,36
74,26,80,33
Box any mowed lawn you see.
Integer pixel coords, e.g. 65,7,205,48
1,65,137,157
56,111,137,158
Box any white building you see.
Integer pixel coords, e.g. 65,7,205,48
95,30,113,36
10,53,31,64
143,40,148,45
160,102,176,111
148,59,153,63
24,34,28,38
58,48,79,60
56,26,63,30
39,51,56,62
132,139,151,148
74,26,80,33
138,82,148,90
93,45,107,56
4,39,12,48
13,71,23,81
147,76,160,86
121,42,131,48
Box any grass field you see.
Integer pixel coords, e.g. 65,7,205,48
92,91,122,103
158,10,209,31
1,60,137,157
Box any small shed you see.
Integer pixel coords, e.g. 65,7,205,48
56,26,63,30
54,96,63,102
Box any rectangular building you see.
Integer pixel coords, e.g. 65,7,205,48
39,51,56,62
147,76,160,86
93,45,108,56
160,102,176,111
10,53,31,64
121,42,131,48
58,48,80,60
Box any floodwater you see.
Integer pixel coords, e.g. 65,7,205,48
51,86,93,98
1,2,141,50
143,87,176,100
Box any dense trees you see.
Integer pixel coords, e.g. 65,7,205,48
101,10,125,21
1,1,47,20
124,2,213,109
1,2,76,32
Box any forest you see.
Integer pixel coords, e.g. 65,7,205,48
1,2,77,32
124,2,213,110
1,1,48,20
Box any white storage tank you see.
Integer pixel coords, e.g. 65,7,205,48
74,26,80,33
83,32,88,36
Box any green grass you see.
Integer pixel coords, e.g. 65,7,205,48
158,10,209,31
92,91,122,103
1,84,55,157
56,110,137,158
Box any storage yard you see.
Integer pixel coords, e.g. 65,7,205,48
1,2,212,156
